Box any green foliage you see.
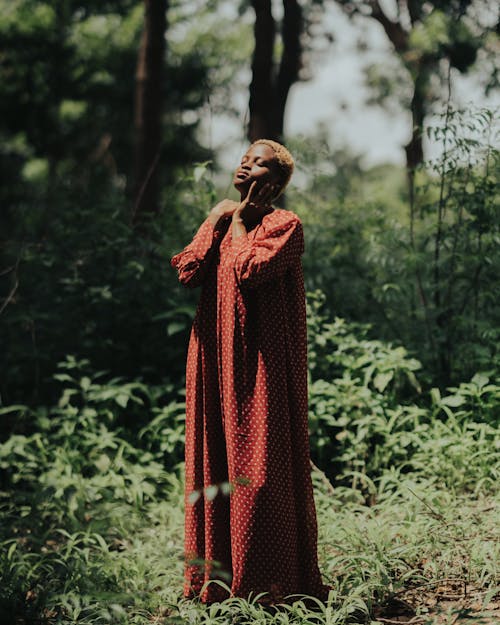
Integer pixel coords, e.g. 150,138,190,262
0,358,184,525
0,165,212,406
307,291,499,495
0,358,186,621
314,476,499,625
346,0,490,129
0,0,215,197
293,107,499,385
415,107,499,379
0,0,246,405
1,437,497,623
0,4,498,620
0,303,498,622
377,107,500,383
307,292,422,394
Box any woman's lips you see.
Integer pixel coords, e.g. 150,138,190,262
235,171,248,180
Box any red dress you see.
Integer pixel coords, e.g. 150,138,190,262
171,208,329,604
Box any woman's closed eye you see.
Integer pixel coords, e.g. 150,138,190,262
241,157,268,168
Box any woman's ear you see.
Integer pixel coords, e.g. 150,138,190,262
270,163,283,191
271,175,285,200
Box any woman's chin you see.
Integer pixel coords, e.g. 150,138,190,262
233,178,250,193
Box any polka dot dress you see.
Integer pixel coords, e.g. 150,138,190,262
171,208,330,604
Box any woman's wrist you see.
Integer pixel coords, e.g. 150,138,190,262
208,208,224,226
231,209,247,240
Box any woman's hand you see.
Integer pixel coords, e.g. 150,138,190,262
231,181,277,241
233,181,276,223
208,199,239,226
208,182,276,235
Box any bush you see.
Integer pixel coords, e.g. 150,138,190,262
0,357,187,620
0,164,215,410
0,300,498,622
307,291,499,496
292,108,500,385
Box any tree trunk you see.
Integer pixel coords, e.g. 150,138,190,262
404,65,427,172
248,0,302,143
132,0,167,224
274,0,302,141
248,0,276,142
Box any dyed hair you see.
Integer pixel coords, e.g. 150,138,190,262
250,139,295,197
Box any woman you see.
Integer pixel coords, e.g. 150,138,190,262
171,140,329,604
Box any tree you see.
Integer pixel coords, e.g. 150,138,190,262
333,0,495,173
132,0,168,223
0,0,238,405
247,0,303,142
289,108,499,385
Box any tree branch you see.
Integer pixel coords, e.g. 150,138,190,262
367,0,408,53
335,1,408,53
0,254,21,316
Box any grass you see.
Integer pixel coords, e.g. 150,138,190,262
1,364,498,624
4,468,496,625
315,474,499,625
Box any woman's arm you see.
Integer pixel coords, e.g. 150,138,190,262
230,215,304,288
171,200,237,288
227,182,303,288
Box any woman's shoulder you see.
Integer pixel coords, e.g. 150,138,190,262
263,208,301,229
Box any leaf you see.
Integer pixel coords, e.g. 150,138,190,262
187,489,201,505
471,373,489,389
53,373,75,383
430,387,441,405
441,394,466,407
219,482,233,496
115,393,129,408
193,165,206,182
193,160,211,182
204,485,218,501
95,454,111,473
482,586,500,609
0,405,28,415
92,533,109,551
373,371,393,392
407,371,422,393
58,388,78,408
167,321,186,336
7,542,17,560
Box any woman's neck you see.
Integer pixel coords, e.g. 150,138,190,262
238,197,273,227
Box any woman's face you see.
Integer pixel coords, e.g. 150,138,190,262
233,144,278,195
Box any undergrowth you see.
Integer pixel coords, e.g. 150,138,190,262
1,472,497,624
0,312,498,624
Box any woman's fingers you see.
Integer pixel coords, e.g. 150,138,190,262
214,199,238,216
241,181,277,210
255,182,276,205
242,180,258,205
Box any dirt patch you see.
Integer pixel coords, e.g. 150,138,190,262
373,580,499,624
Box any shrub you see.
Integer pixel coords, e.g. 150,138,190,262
307,291,499,496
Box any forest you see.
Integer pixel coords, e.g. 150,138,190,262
0,0,498,623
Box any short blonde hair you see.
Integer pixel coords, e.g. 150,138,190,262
250,139,294,196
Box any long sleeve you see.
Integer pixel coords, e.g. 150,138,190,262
230,214,304,288
171,217,229,288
